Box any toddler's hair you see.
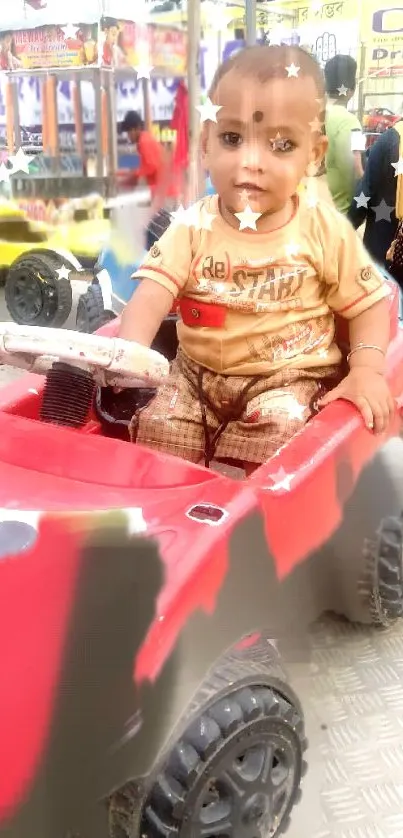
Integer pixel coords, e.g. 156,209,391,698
209,44,326,116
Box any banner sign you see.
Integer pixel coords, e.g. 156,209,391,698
0,24,99,71
100,18,187,76
100,19,149,70
149,25,187,76
0,19,186,76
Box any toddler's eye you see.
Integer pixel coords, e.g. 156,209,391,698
220,132,243,147
270,137,295,153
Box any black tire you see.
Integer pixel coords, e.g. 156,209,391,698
137,685,305,838
76,283,115,333
0,266,8,287
366,515,403,627
5,251,73,327
146,209,172,250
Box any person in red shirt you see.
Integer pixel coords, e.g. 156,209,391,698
118,110,180,249
119,110,165,194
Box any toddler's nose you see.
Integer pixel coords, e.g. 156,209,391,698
241,142,265,173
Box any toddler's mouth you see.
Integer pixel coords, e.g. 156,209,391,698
236,182,265,193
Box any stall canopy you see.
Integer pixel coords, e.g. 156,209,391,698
0,0,149,30
1,1,101,30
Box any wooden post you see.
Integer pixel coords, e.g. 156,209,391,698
46,75,60,173
41,78,49,154
142,77,152,133
187,0,202,203
245,0,257,46
5,81,14,155
72,80,84,160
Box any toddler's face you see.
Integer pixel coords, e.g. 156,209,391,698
202,71,327,217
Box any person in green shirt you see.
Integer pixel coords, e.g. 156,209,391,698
324,55,364,214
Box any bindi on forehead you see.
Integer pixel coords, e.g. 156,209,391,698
253,110,264,123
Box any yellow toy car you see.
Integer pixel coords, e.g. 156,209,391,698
0,201,110,327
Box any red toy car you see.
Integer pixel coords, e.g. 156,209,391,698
364,107,400,134
1,280,403,838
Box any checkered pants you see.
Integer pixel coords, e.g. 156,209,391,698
131,349,340,466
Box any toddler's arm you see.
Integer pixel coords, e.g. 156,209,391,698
347,298,389,375
118,279,174,347
320,298,394,432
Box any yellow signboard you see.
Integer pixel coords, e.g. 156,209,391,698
292,1,358,26
361,0,403,77
361,1,403,44
151,0,403,77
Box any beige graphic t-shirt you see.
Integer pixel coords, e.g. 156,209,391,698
132,194,389,376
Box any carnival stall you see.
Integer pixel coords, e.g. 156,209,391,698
0,0,188,327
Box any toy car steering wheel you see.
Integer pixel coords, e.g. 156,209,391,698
0,322,170,389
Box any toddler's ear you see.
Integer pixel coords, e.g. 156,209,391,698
311,132,328,171
305,161,318,177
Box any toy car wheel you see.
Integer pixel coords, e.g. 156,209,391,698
5,252,73,327
135,685,305,838
0,267,8,287
367,515,403,627
76,283,115,333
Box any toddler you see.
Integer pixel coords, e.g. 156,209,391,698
118,45,393,472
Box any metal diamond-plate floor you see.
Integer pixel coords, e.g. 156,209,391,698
288,614,403,838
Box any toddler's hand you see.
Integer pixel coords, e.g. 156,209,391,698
318,367,395,433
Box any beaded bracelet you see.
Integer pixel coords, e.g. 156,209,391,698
347,342,386,364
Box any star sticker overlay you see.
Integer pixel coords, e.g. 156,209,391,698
286,399,307,421
392,157,403,177
170,204,197,227
337,84,348,96
268,467,294,492
196,277,210,291
9,147,34,175
269,133,289,152
354,191,370,209
196,98,222,124
234,204,262,231
62,23,79,40
122,507,147,535
135,64,153,80
286,63,300,78
373,199,394,222
56,265,71,280
170,203,217,231
285,241,300,259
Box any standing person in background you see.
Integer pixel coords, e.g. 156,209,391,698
348,120,402,286
119,111,166,194
118,111,176,250
324,55,364,213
